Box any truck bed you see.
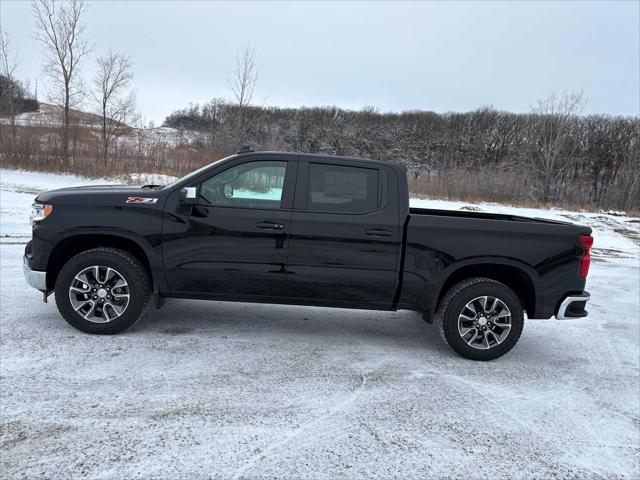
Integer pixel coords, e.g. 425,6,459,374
409,207,571,225
401,207,591,319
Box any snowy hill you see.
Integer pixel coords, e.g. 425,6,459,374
0,102,104,128
0,102,183,146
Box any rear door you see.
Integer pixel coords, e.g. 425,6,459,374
285,159,402,306
162,157,297,297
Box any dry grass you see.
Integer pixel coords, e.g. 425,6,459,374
0,124,229,179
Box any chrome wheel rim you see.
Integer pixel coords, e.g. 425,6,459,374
458,296,512,350
68,265,130,323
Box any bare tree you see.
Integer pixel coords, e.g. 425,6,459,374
530,90,587,202
93,50,135,165
0,29,20,142
32,0,90,165
227,45,258,138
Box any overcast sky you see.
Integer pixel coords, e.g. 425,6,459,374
2,1,638,123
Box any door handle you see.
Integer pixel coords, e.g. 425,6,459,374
365,228,393,237
256,221,284,230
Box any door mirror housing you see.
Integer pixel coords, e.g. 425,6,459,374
180,187,198,205
223,184,234,198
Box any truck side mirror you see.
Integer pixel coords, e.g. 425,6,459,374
179,187,198,205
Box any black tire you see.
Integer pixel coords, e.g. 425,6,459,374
55,248,150,334
436,278,524,361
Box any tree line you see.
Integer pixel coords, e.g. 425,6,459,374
164,95,639,211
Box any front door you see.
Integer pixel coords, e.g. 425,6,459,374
162,159,297,297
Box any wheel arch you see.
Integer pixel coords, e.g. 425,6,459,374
46,233,155,291
435,259,538,317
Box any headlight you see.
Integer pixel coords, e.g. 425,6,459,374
30,203,53,226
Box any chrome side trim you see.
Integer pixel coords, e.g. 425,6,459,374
556,293,590,320
23,256,47,291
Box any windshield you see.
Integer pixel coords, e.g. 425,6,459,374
163,155,233,189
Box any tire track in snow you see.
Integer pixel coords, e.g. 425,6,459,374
431,369,611,479
334,322,609,476
230,371,369,480
231,321,392,479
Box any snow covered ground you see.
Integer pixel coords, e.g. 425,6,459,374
1,169,639,478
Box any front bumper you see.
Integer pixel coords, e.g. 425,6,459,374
556,292,590,320
23,255,47,291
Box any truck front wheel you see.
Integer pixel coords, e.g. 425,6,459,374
437,278,524,360
54,248,151,334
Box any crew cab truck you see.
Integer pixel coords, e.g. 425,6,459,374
24,150,593,360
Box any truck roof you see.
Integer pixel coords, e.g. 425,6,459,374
234,150,408,172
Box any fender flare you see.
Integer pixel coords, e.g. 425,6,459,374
47,227,165,292
433,256,541,312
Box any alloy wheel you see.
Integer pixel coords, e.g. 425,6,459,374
457,295,512,350
68,265,130,323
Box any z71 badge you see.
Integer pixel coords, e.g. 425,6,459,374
126,196,158,204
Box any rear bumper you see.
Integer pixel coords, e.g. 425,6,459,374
23,255,47,292
556,292,590,320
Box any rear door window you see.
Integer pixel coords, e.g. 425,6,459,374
307,163,380,214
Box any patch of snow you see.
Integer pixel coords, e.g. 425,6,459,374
0,170,120,239
601,209,627,217
120,172,178,186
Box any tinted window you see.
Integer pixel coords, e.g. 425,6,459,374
200,161,287,209
307,163,379,213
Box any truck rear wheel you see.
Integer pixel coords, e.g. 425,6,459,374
54,248,150,334
437,278,524,360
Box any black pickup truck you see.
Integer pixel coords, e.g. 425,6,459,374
24,150,593,360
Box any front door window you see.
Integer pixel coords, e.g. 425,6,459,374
200,161,287,209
